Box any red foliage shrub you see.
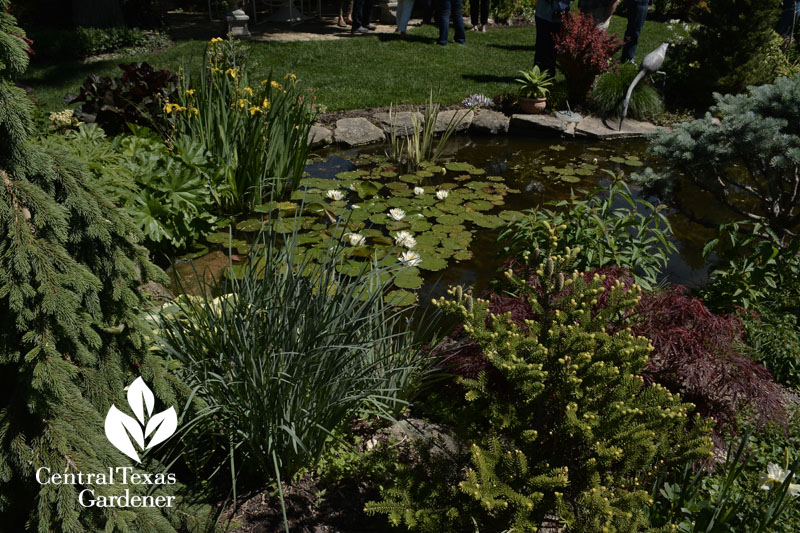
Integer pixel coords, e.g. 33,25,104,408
444,265,785,433
631,285,786,430
555,11,622,104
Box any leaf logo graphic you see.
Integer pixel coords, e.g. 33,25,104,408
104,377,178,463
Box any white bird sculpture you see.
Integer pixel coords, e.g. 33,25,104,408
619,43,669,131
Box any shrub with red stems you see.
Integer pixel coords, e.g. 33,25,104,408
554,11,623,105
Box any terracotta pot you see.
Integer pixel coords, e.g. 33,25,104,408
519,96,547,114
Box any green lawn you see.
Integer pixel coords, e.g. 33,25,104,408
23,16,675,113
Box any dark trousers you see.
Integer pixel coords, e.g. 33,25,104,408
351,0,374,29
437,0,465,44
534,16,561,79
776,0,799,37
621,0,649,62
470,0,489,26
421,0,436,24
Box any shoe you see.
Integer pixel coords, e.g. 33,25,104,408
337,20,347,27
470,26,478,31
351,26,369,34
367,24,377,30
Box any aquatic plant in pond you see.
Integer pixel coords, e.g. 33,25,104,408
210,154,524,302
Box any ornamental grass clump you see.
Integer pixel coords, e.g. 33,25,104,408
156,222,443,504
591,63,664,121
366,223,712,532
166,37,316,213
555,11,622,105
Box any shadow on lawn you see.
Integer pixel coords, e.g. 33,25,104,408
462,73,517,84
21,60,123,102
488,43,535,52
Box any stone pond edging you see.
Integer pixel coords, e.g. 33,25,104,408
309,108,666,149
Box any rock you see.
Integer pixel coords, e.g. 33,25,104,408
433,109,473,133
166,250,230,297
138,281,174,301
373,111,424,136
470,109,510,135
510,114,571,136
575,115,661,139
308,125,333,148
333,117,385,147
381,418,465,458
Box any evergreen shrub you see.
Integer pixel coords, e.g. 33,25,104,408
0,4,199,530
365,225,713,532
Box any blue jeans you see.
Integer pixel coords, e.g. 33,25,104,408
396,0,415,32
621,0,649,62
437,0,465,45
776,0,799,37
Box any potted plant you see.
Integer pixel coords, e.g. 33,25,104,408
515,67,554,114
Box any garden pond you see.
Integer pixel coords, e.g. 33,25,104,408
172,135,726,301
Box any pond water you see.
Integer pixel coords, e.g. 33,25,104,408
308,134,717,301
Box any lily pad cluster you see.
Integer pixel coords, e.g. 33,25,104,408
206,157,522,303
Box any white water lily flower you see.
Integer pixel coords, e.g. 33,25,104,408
399,250,421,267
345,233,366,247
435,190,449,200
388,208,406,221
327,190,345,201
394,231,416,249
760,463,792,491
413,187,425,196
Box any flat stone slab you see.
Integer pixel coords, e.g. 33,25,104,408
373,111,424,136
308,125,333,148
167,251,229,296
333,117,385,147
434,109,473,133
510,114,571,136
575,116,661,139
470,109,510,135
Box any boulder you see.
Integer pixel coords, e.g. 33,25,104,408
373,111,424,136
470,109,510,135
381,418,464,458
308,125,333,148
166,250,230,296
433,109,473,133
510,114,571,136
333,117,386,147
575,116,661,139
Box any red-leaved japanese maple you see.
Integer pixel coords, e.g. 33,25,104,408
555,11,622,105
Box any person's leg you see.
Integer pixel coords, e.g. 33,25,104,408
397,0,415,32
470,0,479,27
621,0,648,62
362,0,376,28
351,0,365,30
421,0,433,24
480,0,489,26
534,16,559,78
437,0,450,44
453,0,466,42
776,0,799,37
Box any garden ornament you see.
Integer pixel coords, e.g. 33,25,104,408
619,43,669,131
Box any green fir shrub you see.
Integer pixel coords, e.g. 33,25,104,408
0,4,201,530
365,224,713,532
591,63,664,121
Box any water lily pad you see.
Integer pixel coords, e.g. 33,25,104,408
445,162,475,172
468,167,486,175
410,219,433,232
385,182,408,190
416,170,434,178
549,144,566,151
386,289,417,306
609,156,626,164
472,214,503,228
236,218,264,232
436,214,464,225
299,177,343,189
418,254,448,271
624,158,644,167
206,231,234,244
453,250,473,261
336,170,361,180
560,175,581,183
400,174,422,184
380,171,398,178
386,221,412,231
465,200,494,211
394,268,424,289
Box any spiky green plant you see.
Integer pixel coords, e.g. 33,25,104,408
591,63,664,121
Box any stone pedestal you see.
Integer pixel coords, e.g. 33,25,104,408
227,8,251,38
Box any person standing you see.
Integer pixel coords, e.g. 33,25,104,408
437,0,465,45
621,0,652,62
351,0,376,34
396,0,415,34
776,0,799,39
578,0,620,31
338,0,353,27
470,0,489,32
534,0,569,78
